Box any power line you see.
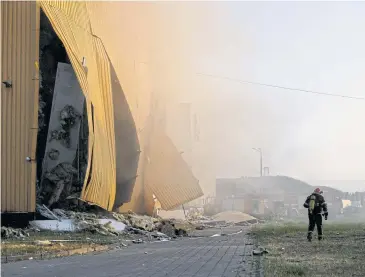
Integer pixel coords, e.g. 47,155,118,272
196,72,365,101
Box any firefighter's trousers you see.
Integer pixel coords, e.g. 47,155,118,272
307,213,323,240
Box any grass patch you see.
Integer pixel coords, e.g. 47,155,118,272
253,222,365,277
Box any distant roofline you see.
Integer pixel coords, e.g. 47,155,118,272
308,180,365,183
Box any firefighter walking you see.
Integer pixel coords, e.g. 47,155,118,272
303,188,328,241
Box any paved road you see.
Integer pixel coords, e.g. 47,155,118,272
2,228,262,277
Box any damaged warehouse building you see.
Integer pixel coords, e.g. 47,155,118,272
1,1,203,225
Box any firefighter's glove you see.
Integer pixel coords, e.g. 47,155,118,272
324,213,328,220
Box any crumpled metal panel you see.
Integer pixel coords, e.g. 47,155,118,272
40,1,117,210
39,1,203,213
144,124,204,210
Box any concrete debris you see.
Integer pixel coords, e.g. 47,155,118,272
132,239,144,244
32,208,174,237
154,231,170,238
157,238,170,242
31,207,126,236
30,220,76,232
98,219,126,232
126,213,155,232
252,246,269,256
1,227,29,239
112,212,128,224
1,204,261,243
37,204,61,221
49,209,187,238
186,208,208,221
30,218,124,236
53,209,99,221
155,220,188,238
77,220,121,236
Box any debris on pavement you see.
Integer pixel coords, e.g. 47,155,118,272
252,246,269,256
132,239,144,244
210,229,243,238
1,227,29,239
26,207,194,240
125,212,155,232
155,220,187,238
3,205,264,251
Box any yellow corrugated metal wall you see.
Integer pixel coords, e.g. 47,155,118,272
1,1,40,213
40,1,118,211
39,1,203,213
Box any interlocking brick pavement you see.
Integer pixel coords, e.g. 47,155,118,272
2,227,263,277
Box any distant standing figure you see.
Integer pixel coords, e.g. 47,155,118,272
303,188,328,241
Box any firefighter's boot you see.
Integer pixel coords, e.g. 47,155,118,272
307,232,312,242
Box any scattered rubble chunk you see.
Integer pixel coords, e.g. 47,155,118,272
253,246,269,256
132,239,144,244
37,204,60,220
3,206,202,243
112,212,127,224
155,220,188,238
126,214,155,232
1,227,29,239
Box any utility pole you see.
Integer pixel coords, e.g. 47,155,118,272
252,148,263,177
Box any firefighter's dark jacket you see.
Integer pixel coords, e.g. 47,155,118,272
303,193,328,215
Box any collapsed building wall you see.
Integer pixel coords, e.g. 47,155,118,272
41,1,204,213
37,10,89,209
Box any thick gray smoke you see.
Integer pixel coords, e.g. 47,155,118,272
138,2,365,194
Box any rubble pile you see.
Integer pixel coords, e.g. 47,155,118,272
124,212,156,232
1,227,29,239
155,220,189,238
32,207,192,239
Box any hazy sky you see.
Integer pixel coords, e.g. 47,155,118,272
158,2,365,192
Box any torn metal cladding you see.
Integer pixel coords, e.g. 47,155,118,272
2,1,203,213
39,1,204,213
